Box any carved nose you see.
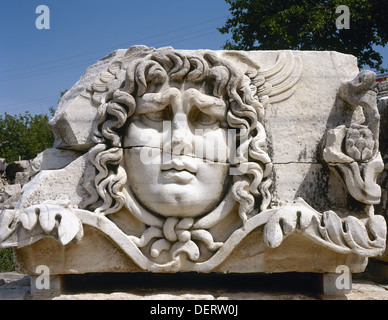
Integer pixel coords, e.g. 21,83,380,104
165,113,193,155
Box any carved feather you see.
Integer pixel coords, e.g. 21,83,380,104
258,51,303,103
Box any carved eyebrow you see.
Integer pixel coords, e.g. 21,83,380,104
135,87,226,120
184,88,226,120
136,88,180,114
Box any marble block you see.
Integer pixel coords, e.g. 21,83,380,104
0,46,385,281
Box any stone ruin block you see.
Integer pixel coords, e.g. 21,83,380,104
4,160,31,186
0,184,22,210
0,46,386,294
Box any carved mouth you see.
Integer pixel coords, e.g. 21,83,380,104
161,158,198,183
162,169,195,183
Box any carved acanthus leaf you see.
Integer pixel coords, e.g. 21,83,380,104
0,201,83,248
263,198,386,257
1,197,385,271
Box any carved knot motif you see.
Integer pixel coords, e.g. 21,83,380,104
129,217,222,263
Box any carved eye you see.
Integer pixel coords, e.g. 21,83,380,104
145,110,164,122
191,108,218,126
144,107,172,122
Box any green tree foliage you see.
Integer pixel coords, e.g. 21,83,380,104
219,0,388,71
0,248,14,272
0,112,54,163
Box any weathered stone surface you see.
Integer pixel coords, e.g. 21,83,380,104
49,49,128,151
31,148,82,174
14,153,97,212
0,183,22,210
0,272,30,300
1,184,21,201
0,46,385,292
14,172,30,186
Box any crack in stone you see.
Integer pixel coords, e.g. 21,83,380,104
273,162,321,165
122,145,231,164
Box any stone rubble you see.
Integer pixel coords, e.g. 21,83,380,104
0,158,34,212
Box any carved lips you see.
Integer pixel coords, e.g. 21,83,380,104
160,157,198,183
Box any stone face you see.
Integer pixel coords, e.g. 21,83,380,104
0,46,385,285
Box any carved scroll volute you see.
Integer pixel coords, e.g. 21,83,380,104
323,70,384,205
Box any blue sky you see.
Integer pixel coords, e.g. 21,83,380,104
0,0,387,116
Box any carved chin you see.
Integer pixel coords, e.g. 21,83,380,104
124,149,231,218
129,181,229,218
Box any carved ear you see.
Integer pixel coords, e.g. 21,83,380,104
258,51,302,103
220,50,302,104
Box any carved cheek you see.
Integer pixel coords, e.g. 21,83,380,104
193,128,230,163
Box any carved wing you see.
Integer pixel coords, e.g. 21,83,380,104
221,50,302,104
257,51,303,103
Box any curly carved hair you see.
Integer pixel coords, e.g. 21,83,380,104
89,47,273,223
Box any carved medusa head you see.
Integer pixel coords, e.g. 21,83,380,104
89,47,273,224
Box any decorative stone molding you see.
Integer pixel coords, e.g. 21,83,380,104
1,197,385,273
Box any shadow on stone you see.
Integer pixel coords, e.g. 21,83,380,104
61,272,324,297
